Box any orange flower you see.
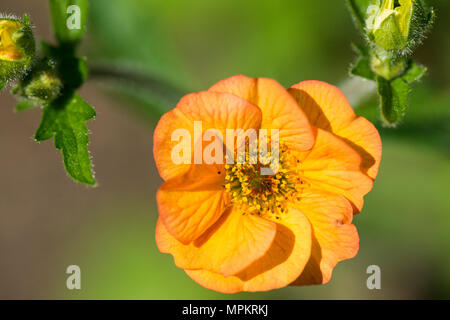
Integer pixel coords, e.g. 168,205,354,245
153,75,382,293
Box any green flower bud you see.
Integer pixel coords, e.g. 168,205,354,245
370,50,407,80
365,0,414,51
0,15,35,83
15,59,63,106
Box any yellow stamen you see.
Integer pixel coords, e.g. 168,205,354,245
224,144,303,220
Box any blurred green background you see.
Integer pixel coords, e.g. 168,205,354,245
0,0,449,299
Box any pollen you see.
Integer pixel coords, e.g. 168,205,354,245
224,144,303,220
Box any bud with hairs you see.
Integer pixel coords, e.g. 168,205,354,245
0,14,35,88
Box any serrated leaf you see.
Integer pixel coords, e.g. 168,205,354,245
35,92,96,186
48,0,88,47
350,43,376,80
15,98,38,113
377,76,411,127
402,62,427,84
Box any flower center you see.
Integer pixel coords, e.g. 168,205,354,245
224,145,302,219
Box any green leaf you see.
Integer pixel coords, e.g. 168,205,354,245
350,43,375,80
408,0,435,44
48,0,88,47
0,80,5,91
402,62,427,84
377,75,411,127
15,98,38,113
35,92,97,186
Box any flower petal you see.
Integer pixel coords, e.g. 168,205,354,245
209,75,315,152
154,91,262,181
289,80,382,179
156,207,277,277
299,128,373,212
156,164,229,244
338,117,382,179
185,208,312,293
291,189,359,285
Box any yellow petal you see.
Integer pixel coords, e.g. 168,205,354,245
289,80,382,179
156,206,277,277
156,164,228,244
299,128,373,212
154,91,262,181
292,189,359,285
185,208,312,293
210,75,315,152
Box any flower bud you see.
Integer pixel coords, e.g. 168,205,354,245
0,15,35,83
15,59,62,106
365,0,414,51
370,51,407,80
